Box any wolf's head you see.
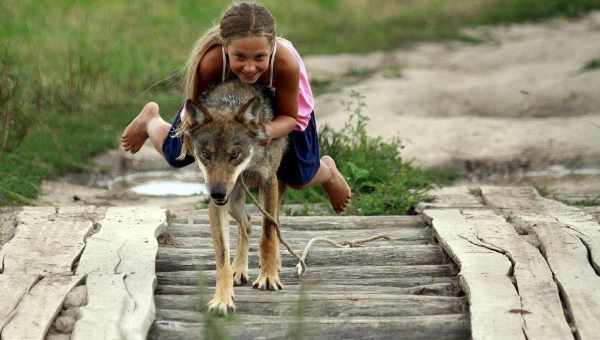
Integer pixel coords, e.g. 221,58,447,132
181,96,267,206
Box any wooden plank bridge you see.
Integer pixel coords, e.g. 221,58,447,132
0,185,599,339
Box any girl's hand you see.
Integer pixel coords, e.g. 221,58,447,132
259,123,273,146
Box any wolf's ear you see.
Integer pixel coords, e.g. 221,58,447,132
235,96,260,125
184,99,212,125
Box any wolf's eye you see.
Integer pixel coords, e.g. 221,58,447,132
230,150,241,161
200,150,211,160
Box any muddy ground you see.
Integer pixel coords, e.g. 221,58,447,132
33,12,600,209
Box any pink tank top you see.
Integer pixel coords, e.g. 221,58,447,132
277,38,315,132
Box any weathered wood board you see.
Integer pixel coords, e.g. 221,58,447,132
0,206,98,275
152,211,469,340
481,186,600,340
423,208,526,340
417,186,485,211
156,282,461,296
72,206,166,340
460,208,573,339
2,274,84,340
157,244,444,271
172,214,425,230
151,314,469,340
0,274,41,334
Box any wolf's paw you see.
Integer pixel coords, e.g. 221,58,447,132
207,294,236,316
253,271,283,290
233,270,249,286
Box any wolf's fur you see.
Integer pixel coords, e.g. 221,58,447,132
179,80,287,314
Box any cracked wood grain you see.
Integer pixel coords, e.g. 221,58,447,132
0,274,41,335
0,206,98,275
423,208,525,340
2,274,84,340
73,206,166,340
461,208,573,340
481,186,600,340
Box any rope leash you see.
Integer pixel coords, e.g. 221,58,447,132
240,178,392,277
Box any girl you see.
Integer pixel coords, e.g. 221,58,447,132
121,2,351,213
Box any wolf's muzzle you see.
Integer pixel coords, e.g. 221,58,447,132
210,187,228,206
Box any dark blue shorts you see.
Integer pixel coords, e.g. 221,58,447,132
162,109,321,186
276,112,321,186
162,108,195,168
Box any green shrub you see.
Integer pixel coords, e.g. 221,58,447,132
285,91,441,215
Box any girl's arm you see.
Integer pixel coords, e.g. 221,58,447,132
194,46,224,99
266,48,300,140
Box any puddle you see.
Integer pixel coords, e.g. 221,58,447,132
129,180,208,197
95,170,208,197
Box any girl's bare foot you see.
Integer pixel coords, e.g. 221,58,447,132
121,102,159,154
321,156,352,214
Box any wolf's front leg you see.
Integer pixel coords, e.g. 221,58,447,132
207,202,235,314
253,177,283,290
228,186,251,286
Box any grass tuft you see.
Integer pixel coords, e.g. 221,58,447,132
582,58,600,72
286,91,448,215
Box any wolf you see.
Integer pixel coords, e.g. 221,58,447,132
178,80,287,315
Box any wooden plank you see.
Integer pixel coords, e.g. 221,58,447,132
2,274,84,340
164,236,428,249
73,206,166,340
0,206,98,275
534,221,600,340
162,225,431,246
423,208,525,340
171,215,424,230
581,206,600,223
200,264,455,279
461,209,573,340
0,274,41,333
482,186,600,340
157,270,457,288
155,282,461,296
157,245,444,271
417,186,485,211
150,314,469,340
155,293,466,317
157,265,455,291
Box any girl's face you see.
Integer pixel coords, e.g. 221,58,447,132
226,36,272,84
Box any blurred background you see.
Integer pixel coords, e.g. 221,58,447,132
2,0,600,210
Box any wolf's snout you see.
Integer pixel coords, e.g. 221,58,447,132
210,186,228,205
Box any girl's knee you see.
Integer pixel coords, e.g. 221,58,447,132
144,101,160,114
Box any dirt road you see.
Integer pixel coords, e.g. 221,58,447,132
307,12,600,172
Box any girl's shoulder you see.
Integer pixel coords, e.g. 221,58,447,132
273,39,300,85
197,44,224,81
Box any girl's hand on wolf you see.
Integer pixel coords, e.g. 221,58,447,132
259,123,273,147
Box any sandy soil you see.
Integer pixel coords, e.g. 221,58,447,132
306,13,600,171
32,12,600,207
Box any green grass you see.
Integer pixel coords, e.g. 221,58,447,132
284,91,455,215
2,0,600,206
582,58,600,72
571,198,600,207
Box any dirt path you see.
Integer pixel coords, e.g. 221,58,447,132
307,12,600,172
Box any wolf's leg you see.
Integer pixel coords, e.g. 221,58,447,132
253,176,283,290
207,201,235,314
228,185,251,286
